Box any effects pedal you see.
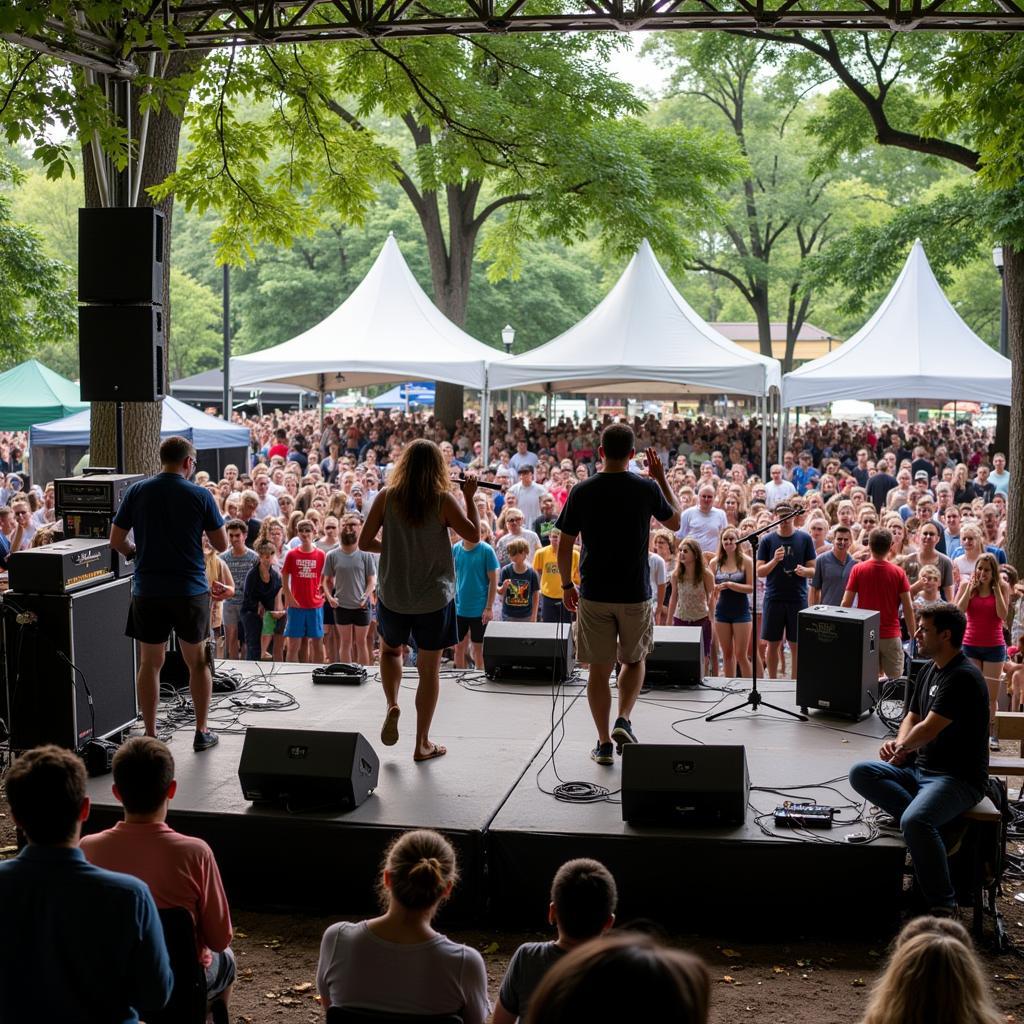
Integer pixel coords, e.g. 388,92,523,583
773,801,835,829
312,663,368,685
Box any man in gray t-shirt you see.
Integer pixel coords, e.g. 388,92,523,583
323,547,377,610
322,522,378,664
807,526,854,607
222,521,260,658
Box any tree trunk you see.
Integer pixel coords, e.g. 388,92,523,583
753,292,773,360
82,51,206,473
1004,244,1024,574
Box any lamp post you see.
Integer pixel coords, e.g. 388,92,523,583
222,264,231,420
501,324,515,424
993,246,1010,456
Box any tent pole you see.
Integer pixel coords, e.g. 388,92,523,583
480,371,491,473
319,374,326,425
760,395,768,481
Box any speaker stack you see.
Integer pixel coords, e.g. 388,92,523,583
796,605,881,719
482,621,575,682
78,207,166,402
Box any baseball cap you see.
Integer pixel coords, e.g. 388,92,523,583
914,470,929,480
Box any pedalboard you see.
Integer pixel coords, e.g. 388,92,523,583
773,802,835,829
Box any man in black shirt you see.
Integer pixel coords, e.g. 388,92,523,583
556,425,680,765
849,602,989,914
865,465,898,513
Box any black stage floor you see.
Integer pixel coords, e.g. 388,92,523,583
84,663,905,935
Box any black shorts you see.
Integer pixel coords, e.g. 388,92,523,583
322,603,336,626
334,605,372,627
760,599,802,643
457,614,486,643
126,593,211,645
377,599,458,652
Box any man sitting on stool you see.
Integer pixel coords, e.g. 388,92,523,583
849,602,989,916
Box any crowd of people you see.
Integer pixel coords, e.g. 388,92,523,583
0,738,1010,1022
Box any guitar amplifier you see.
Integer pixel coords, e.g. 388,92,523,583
483,621,574,682
797,605,880,718
7,538,114,595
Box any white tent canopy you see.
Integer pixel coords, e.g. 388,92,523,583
487,239,781,398
783,240,1011,408
230,233,505,392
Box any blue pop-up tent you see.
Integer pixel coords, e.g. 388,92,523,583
372,382,436,408
30,395,251,484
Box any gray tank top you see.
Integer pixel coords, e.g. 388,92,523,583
377,491,456,615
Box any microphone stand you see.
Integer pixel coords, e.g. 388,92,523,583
706,506,808,723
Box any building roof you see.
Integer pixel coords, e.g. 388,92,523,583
710,322,837,343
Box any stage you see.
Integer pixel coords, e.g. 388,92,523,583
83,663,906,935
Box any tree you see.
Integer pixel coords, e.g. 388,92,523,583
155,36,743,426
0,159,76,371
166,268,222,381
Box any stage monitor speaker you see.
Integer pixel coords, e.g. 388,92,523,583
238,727,380,811
78,207,164,305
2,577,137,751
641,625,703,688
621,743,749,826
482,621,574,682
797,605,881,719
79,304,165,402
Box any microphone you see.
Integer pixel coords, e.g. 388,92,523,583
456,477,505,492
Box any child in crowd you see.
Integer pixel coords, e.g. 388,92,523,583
498,538,540,623
241,541,284,661
281,518,327,663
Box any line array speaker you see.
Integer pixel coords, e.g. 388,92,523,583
78,207,164,305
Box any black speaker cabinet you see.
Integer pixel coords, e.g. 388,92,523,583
79,304,165,402
79,207,164,305
238,727,380,811
797,605,881,718
2,577,137,750
641,625,703,688
622,744,749,826
482,621,574,682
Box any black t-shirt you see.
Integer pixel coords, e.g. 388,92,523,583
851,467,869,488
555,472,674,603
908,652,989,793
866,472,897,512
757,529,816,603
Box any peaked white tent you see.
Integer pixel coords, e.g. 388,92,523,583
487,240,782,398
230,234,506,455
783,240,1011,408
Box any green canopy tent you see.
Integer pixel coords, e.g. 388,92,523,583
0,359,88,430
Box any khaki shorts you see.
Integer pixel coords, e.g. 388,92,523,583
879,637,905,680
575,598,655,666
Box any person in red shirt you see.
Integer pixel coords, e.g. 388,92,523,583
282,519,327,663
842,527,916,680
80,737,235,1015
267,427,289,461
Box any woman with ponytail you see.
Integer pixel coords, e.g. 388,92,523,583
316,829,490,1021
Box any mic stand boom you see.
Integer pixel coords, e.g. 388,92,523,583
707,507,807,723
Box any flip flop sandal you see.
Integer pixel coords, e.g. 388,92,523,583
380,706,400,746
414,743,447,762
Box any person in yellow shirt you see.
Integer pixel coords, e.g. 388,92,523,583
534,529,580,624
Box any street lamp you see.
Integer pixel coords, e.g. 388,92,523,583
501,324,515,422
994,246,1007,358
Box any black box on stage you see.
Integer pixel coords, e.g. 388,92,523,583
482,621,574,682
642,625,703,688
7,538,114,595
622,744,749,826
797,605,880,718
79,304,165,402
78,207,164,305
2,577,137,750
238,727,380,810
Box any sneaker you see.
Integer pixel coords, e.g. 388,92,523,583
611,717,637,754
990,735,1001,752
591,741,614,766
193,729,219,752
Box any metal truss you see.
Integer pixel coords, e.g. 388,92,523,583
5,0,1024,79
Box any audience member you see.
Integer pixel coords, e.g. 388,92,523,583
0,745,173,1021
316,829,490,1022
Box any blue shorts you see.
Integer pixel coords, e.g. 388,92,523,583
761,600,802,643
284,606,324,638
962,643,1006,664
377,599,458,652
715,608,752,625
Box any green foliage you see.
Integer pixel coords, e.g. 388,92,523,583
0,159,76,369
166,268,223,380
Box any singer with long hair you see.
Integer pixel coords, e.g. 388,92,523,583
360,439,480,762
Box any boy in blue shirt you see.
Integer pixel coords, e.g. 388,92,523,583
452,525,500,669
498,538,541,623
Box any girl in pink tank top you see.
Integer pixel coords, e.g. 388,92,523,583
955,552,1010,749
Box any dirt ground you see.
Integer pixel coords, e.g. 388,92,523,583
3,794,1024,1023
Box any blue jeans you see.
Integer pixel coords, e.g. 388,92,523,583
849,760,982,909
